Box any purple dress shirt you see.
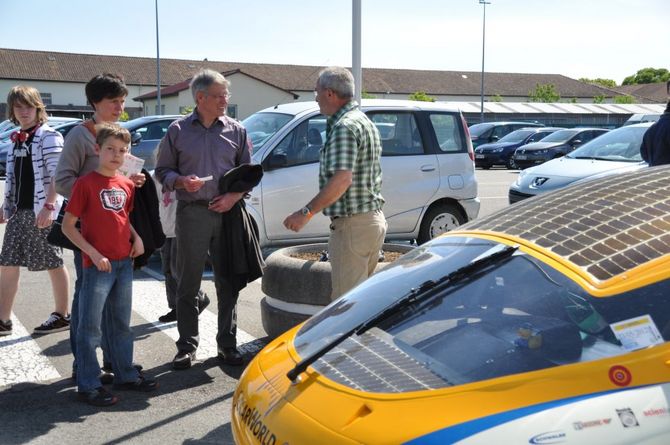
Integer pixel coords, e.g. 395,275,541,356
155,109,251,202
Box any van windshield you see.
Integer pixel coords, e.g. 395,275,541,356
242,112,294,154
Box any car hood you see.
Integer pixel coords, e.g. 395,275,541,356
517,141,565,151
476,141,518,151
513,157,646,193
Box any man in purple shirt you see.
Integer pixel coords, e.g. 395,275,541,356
155,69,251,369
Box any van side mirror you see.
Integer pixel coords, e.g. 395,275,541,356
571,139,582,146
491,135,499,142
131,132,143,146
264,152,288,171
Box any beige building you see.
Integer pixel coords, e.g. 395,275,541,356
135,69,298,119
0,48,663,121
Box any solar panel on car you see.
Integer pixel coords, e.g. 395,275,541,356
312,328,449,393
465,166,670,281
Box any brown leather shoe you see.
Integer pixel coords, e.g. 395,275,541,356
218,347,243,366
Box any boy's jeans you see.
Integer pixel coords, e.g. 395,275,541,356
70,250,112,372
76,258,139,392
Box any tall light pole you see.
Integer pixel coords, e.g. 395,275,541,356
352,0,362,105
479,0,490,123
155,0,161,115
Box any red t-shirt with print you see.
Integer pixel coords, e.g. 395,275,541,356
66,171,135,268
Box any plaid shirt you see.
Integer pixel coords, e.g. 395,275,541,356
319,101,384,217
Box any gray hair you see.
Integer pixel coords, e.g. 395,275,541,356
190,69,230,102
317,66,354,99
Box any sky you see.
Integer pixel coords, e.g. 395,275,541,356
1,0,668,85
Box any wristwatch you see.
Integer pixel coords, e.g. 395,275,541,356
43,203,56,211
300,205,313,218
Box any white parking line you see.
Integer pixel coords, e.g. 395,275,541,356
131,280,265,360
0,315,61,386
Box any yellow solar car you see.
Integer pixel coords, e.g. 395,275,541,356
233,166,670,445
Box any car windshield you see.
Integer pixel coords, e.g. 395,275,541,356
293,236,670,392
566,126,647,162
538,129,580,143
468,123,494,137
242,112,294,153
498,129,535,143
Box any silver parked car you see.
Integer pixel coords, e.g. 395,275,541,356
508,122,652,203
243,99,480,246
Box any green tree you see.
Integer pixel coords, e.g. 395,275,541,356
181,106,193,115
592,94,605,104
614,95,635,104
528,83,560,103
622,67,670,85
361,90,376,99
408,91,435,102
118,111,129,122
579,77,617,88
491,94,503,102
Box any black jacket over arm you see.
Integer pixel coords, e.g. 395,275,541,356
130,168,166,269
218,164,265,293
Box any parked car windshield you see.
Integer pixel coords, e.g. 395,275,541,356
294,236,669,391
242,112,294,153
498,129,536,143
468,123,494,137
538,129,580,143
566,125,647,162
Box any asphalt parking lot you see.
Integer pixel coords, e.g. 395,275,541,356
0,168,518,444
475,166,519,218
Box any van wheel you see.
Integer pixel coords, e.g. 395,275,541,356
418,203,465,244
506,157,517,169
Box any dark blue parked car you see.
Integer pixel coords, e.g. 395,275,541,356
513,127,610,170
474,127,564,169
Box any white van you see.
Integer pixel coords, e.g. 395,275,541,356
242,99,480,247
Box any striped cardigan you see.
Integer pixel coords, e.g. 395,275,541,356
3,124,64,219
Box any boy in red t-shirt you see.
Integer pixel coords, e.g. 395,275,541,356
63,122,158,406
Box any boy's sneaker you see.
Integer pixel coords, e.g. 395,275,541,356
0,319,12,336
100,363,144,385
113,375,159,392
33,312,70,335
77,387,118,407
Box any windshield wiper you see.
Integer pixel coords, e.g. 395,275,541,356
572,156,619,161
286,244,519,382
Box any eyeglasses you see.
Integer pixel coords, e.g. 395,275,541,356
206,92,232,100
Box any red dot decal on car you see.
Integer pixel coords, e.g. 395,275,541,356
609,365,632,387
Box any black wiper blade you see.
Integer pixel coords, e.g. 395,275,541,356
286,244,519,382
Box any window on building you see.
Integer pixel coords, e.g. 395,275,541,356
40,93,52,106
227,104,237,119
154,104,166,115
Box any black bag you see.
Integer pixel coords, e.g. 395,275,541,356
46,201,80,251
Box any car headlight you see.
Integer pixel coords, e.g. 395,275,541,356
493,147,503,152
512,169,529,187
536,149,548,154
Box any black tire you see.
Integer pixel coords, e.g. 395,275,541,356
506,157,516,169
417,203,465,244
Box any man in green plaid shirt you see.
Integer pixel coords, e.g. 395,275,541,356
284,67,387,299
